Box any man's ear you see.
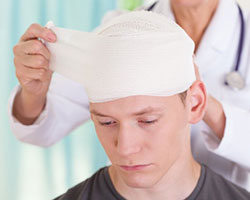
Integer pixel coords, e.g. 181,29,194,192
187,80,207,124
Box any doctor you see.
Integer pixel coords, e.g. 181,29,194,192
9,0,250,191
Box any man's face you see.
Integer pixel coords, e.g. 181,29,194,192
90,95,191,188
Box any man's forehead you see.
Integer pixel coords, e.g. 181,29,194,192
89,95,179,117
90,106,165,117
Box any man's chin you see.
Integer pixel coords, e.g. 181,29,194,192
120,171,158,189
109,164,161,189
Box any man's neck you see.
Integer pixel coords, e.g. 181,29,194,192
171,0,219,52
109,150,201,200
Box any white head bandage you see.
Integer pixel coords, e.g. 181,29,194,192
45,11,196,103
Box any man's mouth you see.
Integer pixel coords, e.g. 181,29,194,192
119,164,152,171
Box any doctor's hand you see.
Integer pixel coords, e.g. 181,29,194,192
193,62,226,140
12,23,56,125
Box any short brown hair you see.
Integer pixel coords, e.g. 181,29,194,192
178,91,187,105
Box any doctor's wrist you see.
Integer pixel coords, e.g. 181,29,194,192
12,88,46,125
203,95,226,140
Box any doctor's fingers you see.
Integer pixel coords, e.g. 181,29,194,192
20,23,56,43
15,64,52,82
14,54,49,71
13,39,50,60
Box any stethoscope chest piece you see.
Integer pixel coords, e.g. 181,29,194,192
225,71,245,90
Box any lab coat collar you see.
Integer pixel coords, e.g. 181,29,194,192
197,0,239,53
156,0,239,75
195,0,239,74
195,0,239,76
153,0,175,20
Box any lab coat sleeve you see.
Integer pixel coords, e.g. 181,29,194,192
202,101,250,170
7,10,126,147
8,74,90,147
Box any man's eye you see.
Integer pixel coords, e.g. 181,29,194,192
139,120,157,124
99,121,116,126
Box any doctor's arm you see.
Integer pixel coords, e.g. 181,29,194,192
203,95,226,140
195,63,250,170
202,96,250,170
8,10,127,147
9,24,90,147
8,81,90,147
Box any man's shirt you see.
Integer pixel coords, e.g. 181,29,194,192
54,165,250,200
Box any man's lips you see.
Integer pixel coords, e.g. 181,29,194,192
119,164,152,171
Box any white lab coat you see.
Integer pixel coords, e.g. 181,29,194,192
8,0,250,191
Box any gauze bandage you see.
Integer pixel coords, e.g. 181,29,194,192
45,11,196,103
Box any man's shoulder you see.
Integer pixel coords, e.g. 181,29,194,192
193,165,250,200
53,167,108,200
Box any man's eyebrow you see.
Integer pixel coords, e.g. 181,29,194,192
90,107,163,117
131,107,163,116
90,110,110,117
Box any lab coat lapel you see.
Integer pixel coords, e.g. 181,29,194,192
194,0,239,75
153,0,175,20
155,0,238,75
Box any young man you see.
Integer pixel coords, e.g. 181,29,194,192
51,11,250,200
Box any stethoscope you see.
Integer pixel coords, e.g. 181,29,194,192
147,2,246,90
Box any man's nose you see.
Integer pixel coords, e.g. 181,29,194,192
116,124,142,156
